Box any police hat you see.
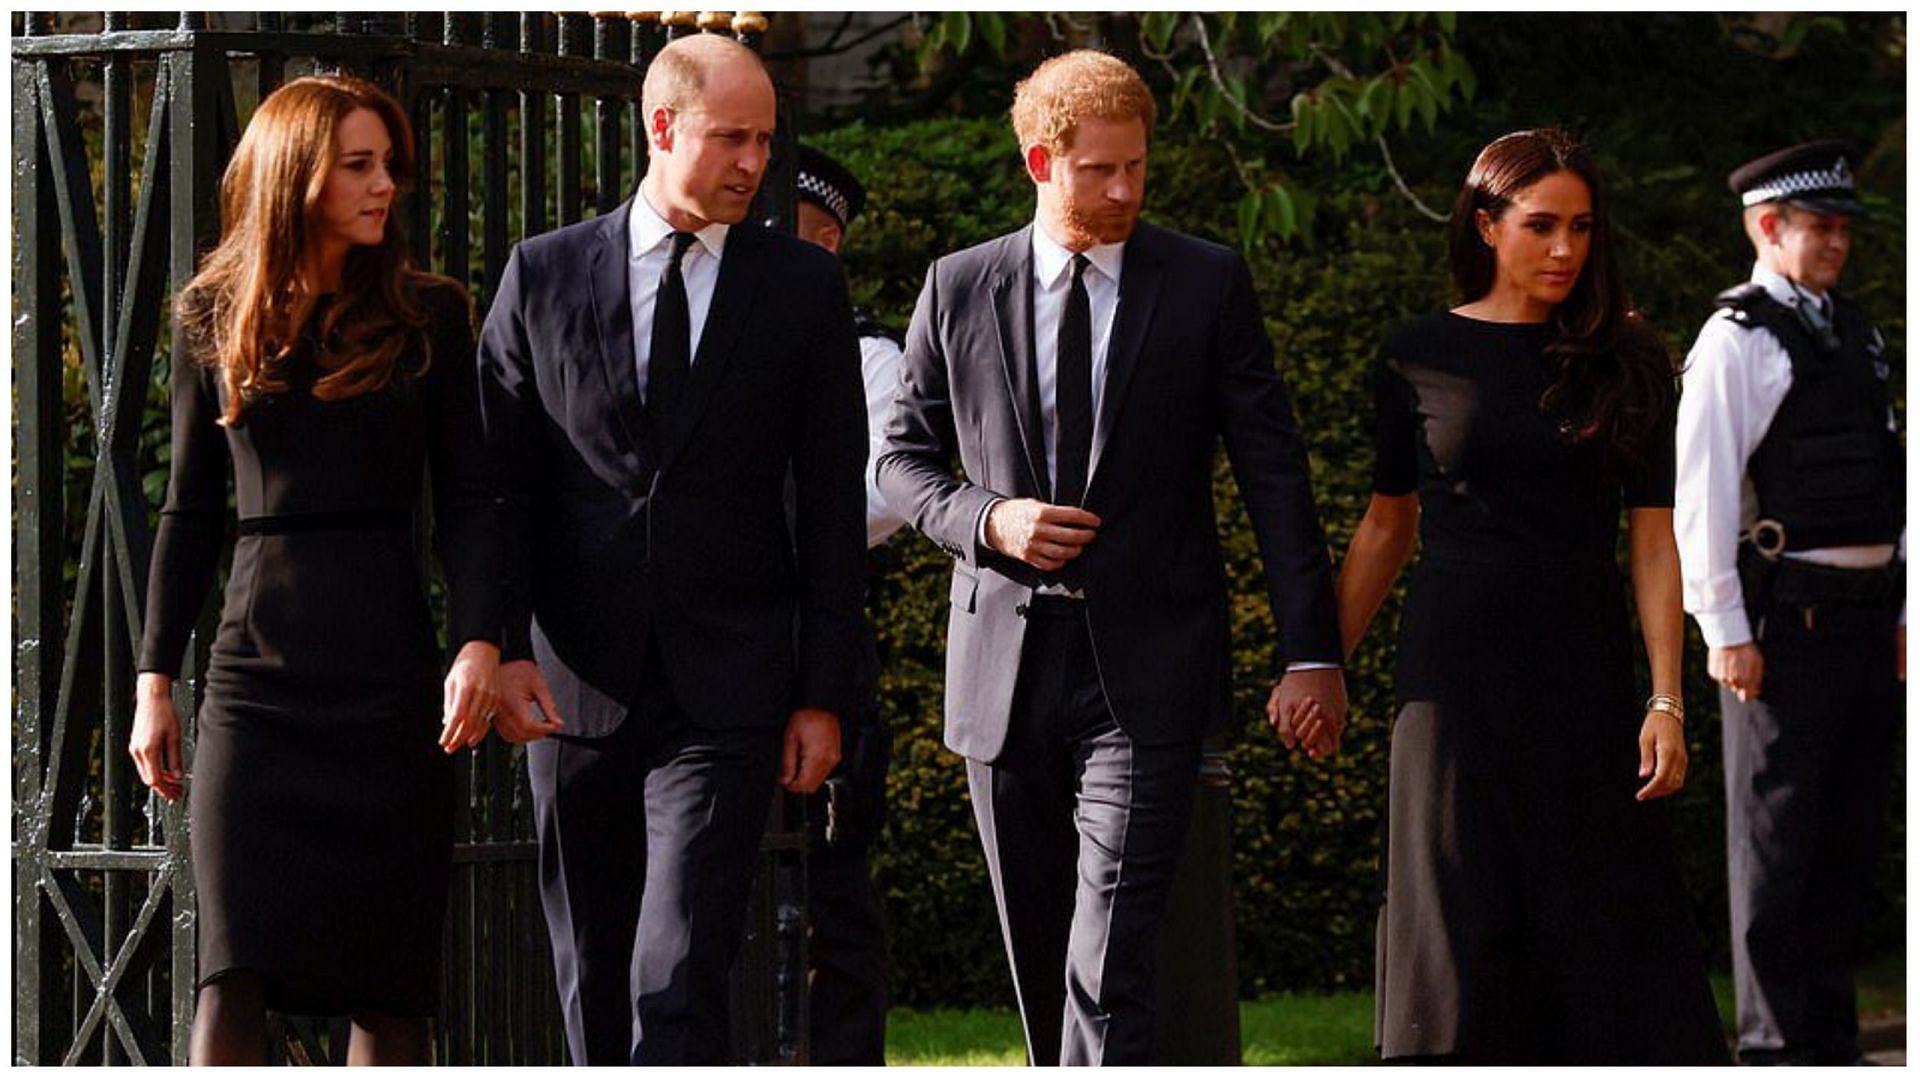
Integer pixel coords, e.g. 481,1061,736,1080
1727,140,1866,217
795,144,866,229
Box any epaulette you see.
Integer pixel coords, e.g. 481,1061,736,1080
853,307,904,348
1714,282,1771,328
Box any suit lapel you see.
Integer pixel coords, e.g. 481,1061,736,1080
658,223,766,473
587,199,657,460
1088,224,1167,487
992,227,1049,499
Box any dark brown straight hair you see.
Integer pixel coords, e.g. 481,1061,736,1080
1447,128,1673,465
177,74,447,424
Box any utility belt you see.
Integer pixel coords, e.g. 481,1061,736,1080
1738,522,1903,641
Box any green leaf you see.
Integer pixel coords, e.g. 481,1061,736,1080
1406,57,1441,100
1257,12,1287,47
1416,83,1438,131
1266,183,1298,238
1237,189,1263,249
1393,80,1414,128
1450,52,1478,102
1437,11,1457,35
946,12,972,54
1291,93,1314,157
1353,78,1380,132
1142,10,1178,52
1224,76,1250,134
978,13,1006,53
1173,66,1204,118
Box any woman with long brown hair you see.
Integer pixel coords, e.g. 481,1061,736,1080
1306,129,1727,1062
127,75,499,1064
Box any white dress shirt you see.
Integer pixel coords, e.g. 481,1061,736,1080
860,333,908,549
628,191,729,403
1675,262,1904,648
1031,221,1125,483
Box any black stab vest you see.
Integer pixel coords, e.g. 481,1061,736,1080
1715,283,1903,551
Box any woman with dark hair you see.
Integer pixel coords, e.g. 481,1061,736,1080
127,75,499,1064
1305,129,1727,1062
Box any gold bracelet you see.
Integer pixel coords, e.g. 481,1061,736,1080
1646,693,1685,723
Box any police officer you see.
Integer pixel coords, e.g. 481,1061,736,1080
1675,141,1905,1066
792,143,903,1065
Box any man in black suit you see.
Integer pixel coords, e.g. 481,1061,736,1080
876,50,1347,1066
479,33,867,1066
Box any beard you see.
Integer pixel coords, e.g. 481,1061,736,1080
1057,190,1140,248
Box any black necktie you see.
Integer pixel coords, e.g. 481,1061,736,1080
1054,253,1093,507
647,231,698,417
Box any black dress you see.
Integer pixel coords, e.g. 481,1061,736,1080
138,282,498,1018
1369,312,1727,1063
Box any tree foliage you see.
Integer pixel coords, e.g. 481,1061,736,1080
908,12,1473,247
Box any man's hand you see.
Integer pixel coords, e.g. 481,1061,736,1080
494,659,566,743
781,708,841,794
1266,668,1349,761
1709,643,1765,703
986,498,1101,572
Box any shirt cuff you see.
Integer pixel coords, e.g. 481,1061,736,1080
1285,661,1341,672
1692,606,1754,650
974,497,1002,560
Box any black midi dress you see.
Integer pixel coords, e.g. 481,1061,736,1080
1369,312,1727,1063
138,282,498,1018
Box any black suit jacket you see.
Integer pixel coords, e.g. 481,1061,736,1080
876,222,1341,761
479,199,868,738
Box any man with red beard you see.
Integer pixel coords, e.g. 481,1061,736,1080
877,51,1345,1065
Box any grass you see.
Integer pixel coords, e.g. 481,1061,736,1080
884,952,1906,1066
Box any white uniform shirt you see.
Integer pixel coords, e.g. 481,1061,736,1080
628,191,728,403
861,333,908,549
1675,263,1904,648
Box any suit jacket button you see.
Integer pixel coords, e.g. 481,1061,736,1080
1015,603,1028,618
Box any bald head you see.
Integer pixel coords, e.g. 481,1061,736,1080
638,33,778,231
641,32,770,122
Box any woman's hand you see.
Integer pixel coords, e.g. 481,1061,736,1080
130,673,186,802
440,640,501,753
1634,710,1688,801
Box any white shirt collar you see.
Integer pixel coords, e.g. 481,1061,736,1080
630,189,729,263
1032,218,1125,286
1750,261,1826,307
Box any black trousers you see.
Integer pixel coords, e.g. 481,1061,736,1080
966,598,1201,1066
527,640,781,1066
805,710,892,1065
1722,564,1902,1065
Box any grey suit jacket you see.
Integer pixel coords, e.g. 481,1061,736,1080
877,222,1341,762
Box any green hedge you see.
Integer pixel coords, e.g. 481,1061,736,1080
815,61,1904,1007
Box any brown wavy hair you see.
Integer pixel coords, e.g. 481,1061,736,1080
1447,128,1674,465
177,74,439,424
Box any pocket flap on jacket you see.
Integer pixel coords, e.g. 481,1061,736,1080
949,570,979,613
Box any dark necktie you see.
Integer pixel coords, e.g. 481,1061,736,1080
1054,253,1093,507
647,231,698,417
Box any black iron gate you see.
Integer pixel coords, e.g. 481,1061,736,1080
11,11,806,1065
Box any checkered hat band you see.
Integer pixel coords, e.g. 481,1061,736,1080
797,172,850,224
1742,164,1855,206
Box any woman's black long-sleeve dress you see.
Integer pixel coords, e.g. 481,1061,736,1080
138,281,498,1018
1369,312,1727,1063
